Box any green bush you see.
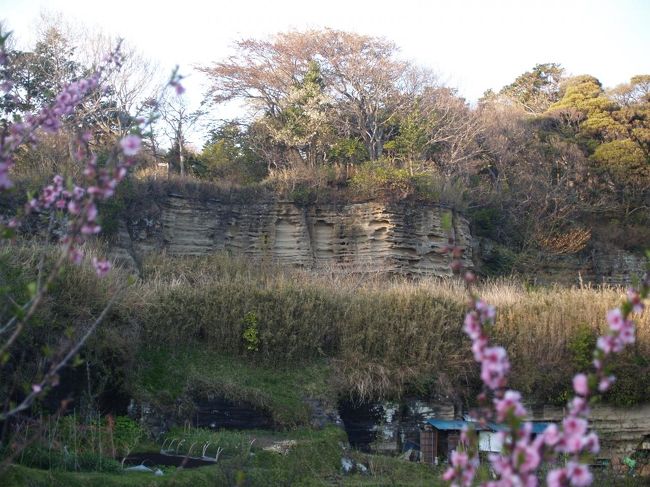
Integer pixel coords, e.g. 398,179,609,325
349,160,411,199
288,184,318,206
241,312,260,352
112,416,143,456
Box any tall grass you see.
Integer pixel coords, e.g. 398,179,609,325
131,252,649,403
2,244,648,405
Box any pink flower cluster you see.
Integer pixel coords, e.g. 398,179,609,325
443,446,479,486
464,301,510,391
0,39,142,278
443,266,648,487
596,309,635,356
24,132,140,276
0,43,123,191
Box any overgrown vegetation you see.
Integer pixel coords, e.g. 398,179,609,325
2,245,648,416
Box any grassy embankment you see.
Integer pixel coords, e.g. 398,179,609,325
1,243,649,485
2,244,648,415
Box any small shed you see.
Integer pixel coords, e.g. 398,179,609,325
420,419,486,464
421,420,556,464
480,423,506,453
480,421,554,453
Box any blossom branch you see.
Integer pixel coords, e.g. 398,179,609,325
442,242,648,487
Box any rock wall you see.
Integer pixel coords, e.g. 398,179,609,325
531,403,650,466
474,237,646,286
110,194,644,283
113,195,473,276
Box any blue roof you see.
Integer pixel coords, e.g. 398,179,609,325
486,422,554,434
487,422,509,432
531,422,553,434
425,419,487,431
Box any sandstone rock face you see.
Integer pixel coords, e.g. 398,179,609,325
115,195,473,276
110,194,644,283
531,403,650,464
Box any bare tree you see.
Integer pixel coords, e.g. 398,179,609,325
414,87,483,176
159,94,204,176
199,29,435,162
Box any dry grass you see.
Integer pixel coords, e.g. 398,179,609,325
2,245,648,405
129,253,649,402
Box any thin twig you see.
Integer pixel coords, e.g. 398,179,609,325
0,287,123,421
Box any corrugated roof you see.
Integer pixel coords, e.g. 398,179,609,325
426,419,555,434
486,422,509,432
425,419,488,431
531,422,553,434
486,422,554,434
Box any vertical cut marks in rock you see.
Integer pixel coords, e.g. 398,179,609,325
272,216,311,266
312,220,335,265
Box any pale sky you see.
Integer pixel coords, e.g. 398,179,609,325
1,0,649,144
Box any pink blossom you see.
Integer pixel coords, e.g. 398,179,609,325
568,397,589,417
475,300,496,321
627,289,644,313
481,346,510,390
582,432,600,454
518,444,541,473
86,203,98,222
494,390,527,422
68,200,81,215
0,170,13,189
542,423,561,447
69,248,84,265
81,224,101,235
547,468,567,487
471,336,487,361
120,134,141,156
563,434,584,454
618,323,635,345
598,375,615,393
524,474,538,487
572,374,589,396
84,164,96,178
441,246,646,487
31,384,42,393
567,462,592,487
596,336,615,355
92,258,111,278
606,308,624,331
87,186,103,196
463,311,481,340
450,450,469,469
442,468,455,481
562,417,587,437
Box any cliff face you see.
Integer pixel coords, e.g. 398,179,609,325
113,196,473,276
110,194,645,283
531,403,650,467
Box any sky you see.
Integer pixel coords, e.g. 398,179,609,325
1,0,649,143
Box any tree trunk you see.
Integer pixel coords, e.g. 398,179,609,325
178,119,185,177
